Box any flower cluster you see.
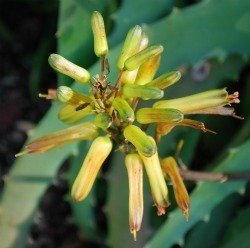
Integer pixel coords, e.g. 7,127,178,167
16,11,241,240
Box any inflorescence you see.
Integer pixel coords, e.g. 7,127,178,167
16,11,242,240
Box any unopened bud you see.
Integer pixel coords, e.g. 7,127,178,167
125,153,144,241
153,88,238,114
123,125,156,157
58,104,94,124
136,108,183,124
124,45,164,71
122,84,163,100
120,70,138,84
94,112,112,129
134,54,161,85
71,136,112,201
48,54,90,83
56,86,92,106
15,123,98,156
161,157,190,219
91,11,108,57
139,144,170,216
112,97,134,123
147,71,181,89
117,25,143,70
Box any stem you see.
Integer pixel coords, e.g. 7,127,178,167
179,168,250,182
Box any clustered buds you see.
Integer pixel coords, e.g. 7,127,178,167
16,11,242,240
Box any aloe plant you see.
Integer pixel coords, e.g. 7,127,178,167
1,0,250,247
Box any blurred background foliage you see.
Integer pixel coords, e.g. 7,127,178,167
0,0,250,247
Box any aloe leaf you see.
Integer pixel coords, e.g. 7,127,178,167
220,205,250,247
0,103,79,248
146,139,250,247
108,0,173,46
185,194,241,248
221,226,250,248
148,0,250,71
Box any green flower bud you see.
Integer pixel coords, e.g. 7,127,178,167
122,84,163,100
147,71,181,89
139,144,170,216
125,153,144,241
117,25,143,70
134,54,161,85
153,88,238,114
136,108,183,124
91,11,108,57
15,123,98,156
58,104,94,124
56,86,92,107
71,136,112,201
123,125,156,157
48,54,90,83
94,112,112,129
124,45,164,71
112,97,134,123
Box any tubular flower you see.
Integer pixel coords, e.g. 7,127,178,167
161,157,190,219
16,11,242,239
125,154,144,240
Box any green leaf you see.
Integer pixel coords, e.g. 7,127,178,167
147,0,250,71
220,205,250,247
185,194,241,248
221,226,250,248
146,139,250,247
108,0,173,46
0,103,78,248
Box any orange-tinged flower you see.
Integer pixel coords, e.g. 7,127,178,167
161,156,190,219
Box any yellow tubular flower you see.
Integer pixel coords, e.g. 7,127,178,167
117,25,143,70
48,54,90,83
120,32,149,84
136,108,183,124
134,54,161,85
58,104,94,124
161,157,190,219
153,88,240,114
91,11,108,57
147,71,181,89
71,136,112,201
125,153,144,241
15,123,99,156
122,84,164,100
56,86,92,106
139,141,169,216
124,45,163,71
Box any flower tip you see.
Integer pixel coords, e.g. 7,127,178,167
132,229,137,241
15,150,28,157
228,91,240,104
157,205,166,216
183,209,189,221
